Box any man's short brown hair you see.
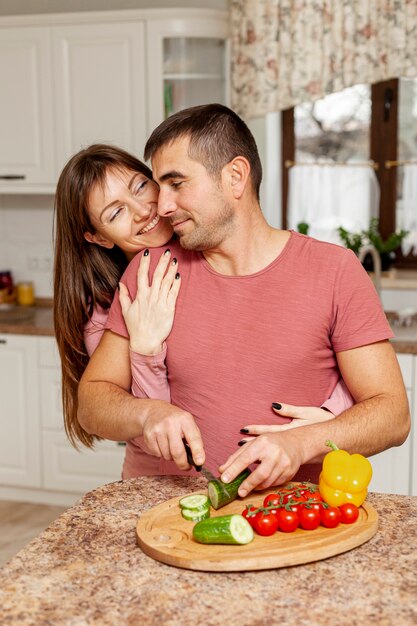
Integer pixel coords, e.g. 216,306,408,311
144,103,263,199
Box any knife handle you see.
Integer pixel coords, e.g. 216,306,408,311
183,439,202,472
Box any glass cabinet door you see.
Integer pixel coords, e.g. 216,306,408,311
163,37,227,118
146,13,230,133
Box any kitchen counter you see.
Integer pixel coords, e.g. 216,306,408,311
0,476,416,625
0,303,53,336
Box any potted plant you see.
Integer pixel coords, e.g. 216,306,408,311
337,218,409,271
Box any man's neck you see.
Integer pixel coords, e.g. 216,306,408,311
202,217,291,276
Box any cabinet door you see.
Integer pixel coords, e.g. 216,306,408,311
0,27,55,188
42,430,125,493
368,354,413,496
146,16,230,132
52,21,147,174
0,334,41,487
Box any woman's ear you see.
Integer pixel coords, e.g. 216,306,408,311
224,157,251,199
84,231,115,250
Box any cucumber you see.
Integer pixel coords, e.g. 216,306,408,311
208,469,251,510
181,507,210,522
179,494,210,511
193,514,254,545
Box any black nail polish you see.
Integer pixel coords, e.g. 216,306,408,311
238,440,247,446
164,248,171,255
143,249,149,256
272,402,282,410
175,272,180,279
172,257,177,265
240,428,249,434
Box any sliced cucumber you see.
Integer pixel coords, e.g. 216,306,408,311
179,494,210,511
193,514,254,545
181,506,210,522
208,469,251,510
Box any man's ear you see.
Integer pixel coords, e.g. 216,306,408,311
84,231,115,250
223,157,251,199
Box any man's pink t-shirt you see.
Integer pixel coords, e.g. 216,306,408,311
107,232,393,481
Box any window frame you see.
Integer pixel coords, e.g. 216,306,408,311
281,78,417,269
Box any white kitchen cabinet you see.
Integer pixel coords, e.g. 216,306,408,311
0,335,124,506
0,334,41,487
146,15,230,132
38,336,125,497
368,353,413,496
52,21,147,175
0,27,55,190
0,9,229,194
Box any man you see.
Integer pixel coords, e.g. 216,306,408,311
78,104,410,497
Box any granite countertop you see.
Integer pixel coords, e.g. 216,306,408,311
0,303,54,336
0,476,416,625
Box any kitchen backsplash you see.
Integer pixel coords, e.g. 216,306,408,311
0,195,55,298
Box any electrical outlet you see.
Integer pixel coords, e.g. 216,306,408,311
27,256,39,271
41,257,52,272
26,255,52,273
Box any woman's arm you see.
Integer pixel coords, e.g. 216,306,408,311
238,379,354,441
118,249,180,402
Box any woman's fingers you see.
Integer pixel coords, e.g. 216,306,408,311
149,249,172,296
118,282,132,317
137,249,151,294
240,407,335,436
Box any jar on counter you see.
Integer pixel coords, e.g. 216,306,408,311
0,270,17,306
17,281,35,306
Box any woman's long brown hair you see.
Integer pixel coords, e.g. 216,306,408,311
53,144,152,448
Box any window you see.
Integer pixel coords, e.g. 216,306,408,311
282,78,417,268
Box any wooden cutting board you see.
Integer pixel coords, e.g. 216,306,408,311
136,485,378,572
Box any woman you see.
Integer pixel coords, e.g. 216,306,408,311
53,143,352,477
54,144,177,454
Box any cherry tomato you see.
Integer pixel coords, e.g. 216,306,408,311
339,503,360,524
287,495,307,515
299,507,321,530
306,491,324,503
277,509,299,533
320,506,342,529
254,512,279,536
263,493,281,508
270,487,295,504
241,505,258,528
298,484,319,497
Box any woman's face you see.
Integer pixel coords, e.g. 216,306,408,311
85,166,173,260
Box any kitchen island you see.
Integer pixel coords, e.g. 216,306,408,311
0,476,415,625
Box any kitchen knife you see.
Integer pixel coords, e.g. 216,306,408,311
183,440,230,494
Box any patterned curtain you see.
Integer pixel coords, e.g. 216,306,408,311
230,0,417,119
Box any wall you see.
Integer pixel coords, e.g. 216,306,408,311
0,0,228,15
0,195,54,298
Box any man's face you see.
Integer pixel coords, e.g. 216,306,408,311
152,136,235,251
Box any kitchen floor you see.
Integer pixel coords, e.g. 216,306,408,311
0,500,66,566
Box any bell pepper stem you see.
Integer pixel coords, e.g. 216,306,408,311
325,440,339,451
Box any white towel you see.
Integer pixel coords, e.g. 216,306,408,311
401,163,417,255
288,164,380,244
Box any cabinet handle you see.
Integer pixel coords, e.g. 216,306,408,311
0,339,7,344
0,175,26,180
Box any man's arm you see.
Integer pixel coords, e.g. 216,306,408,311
219,340,411,496
77,329,205,468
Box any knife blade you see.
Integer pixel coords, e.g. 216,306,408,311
183,440,230,495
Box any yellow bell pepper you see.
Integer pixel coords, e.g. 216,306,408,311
318,440,372,507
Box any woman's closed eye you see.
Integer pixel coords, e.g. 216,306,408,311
108,206,124,222
132,179,148,195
